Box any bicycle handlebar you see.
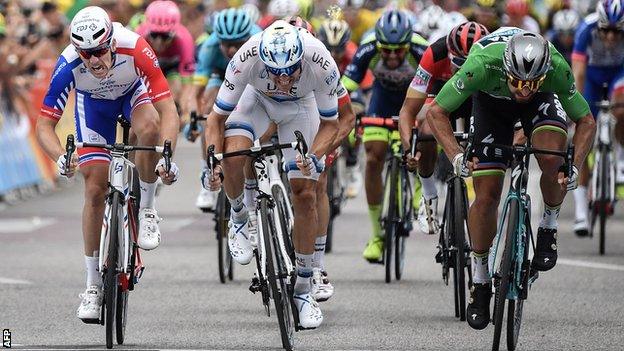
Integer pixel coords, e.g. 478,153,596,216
189,111,207,132
65,134,75,175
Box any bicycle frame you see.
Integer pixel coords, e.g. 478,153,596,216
591,104,616,204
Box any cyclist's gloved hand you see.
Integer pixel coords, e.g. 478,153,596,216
155,158,179,185
559,164,579,191
452,152,471,178
284,154,324,176
201,164,223,191
56,153,78,179
182,122,203,142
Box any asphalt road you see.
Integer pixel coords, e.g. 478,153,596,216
1,138,624,351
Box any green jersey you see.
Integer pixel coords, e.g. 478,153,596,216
434,27,590,121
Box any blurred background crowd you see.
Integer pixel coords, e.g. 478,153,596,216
0,0,603,202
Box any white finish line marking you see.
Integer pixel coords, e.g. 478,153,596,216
558,258,624,272
0,277,32,285
0,217,56,234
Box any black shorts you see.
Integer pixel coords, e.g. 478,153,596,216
470,92,569,177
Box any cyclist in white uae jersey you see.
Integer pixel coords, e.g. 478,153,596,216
203,20,339,329
35,6,180,322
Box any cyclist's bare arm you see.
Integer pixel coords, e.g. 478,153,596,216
201,87,219,116
35,117,64,161
399,95,426,150
153,96,180,152
572,58,587,95
426,101,463,161
329,102,356,152
204,110,228,153
310,118,339,158
571,113,597,169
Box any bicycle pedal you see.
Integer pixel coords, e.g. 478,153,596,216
296,325,317,331
249,277,261,293
79,318,100,325
366,258,384,265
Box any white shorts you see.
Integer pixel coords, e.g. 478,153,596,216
224,86,321,180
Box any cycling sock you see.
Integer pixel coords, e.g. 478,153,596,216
573,186,588,221
85,255,102,288
419,172,438,200
313,235,327,270
139,180,157,209
368,204,382,237
228,193,247,224
471,251,489,285
294,253,314,295
243,179,257,211
540,202,561,230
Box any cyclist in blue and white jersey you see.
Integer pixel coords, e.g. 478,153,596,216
188,8,261,211
202,21,340,329
340,10,428,262
545,9,581,64
571,0,624,236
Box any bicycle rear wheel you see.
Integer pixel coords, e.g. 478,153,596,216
384,158,399,283
216,190,233,283
326,164,335,253
395,169,409,280
105,192,121,349
452,177,468,321
599,148,608,255
260,198,295,351
492,199,518,351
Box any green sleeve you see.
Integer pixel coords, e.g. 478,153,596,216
434,56,485,113
546,53,591,121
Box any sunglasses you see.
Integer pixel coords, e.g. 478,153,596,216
507,74,546,91
77,45,110,59
449,54,466,68
377,43,409,54
598,26,623,35
149,31,175,41
220,40,246,50
266,60,302,77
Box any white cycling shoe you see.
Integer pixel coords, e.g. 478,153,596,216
294,293,323,329
417,196,440,235
345,165,362,198
77,285,103,322
311,268,334,302
196,187,218,212
228,214,256,265
138,208,161,250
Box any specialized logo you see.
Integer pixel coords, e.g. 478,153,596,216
524,43,534,59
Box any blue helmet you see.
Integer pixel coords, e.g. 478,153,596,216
375,10,412,45
214,8,253,42
259,20,304,75
597,0,624,29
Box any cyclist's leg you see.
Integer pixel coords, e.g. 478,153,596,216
415,98,440,234
363,133,388,260
196,85,220,210
524,93,569,271
610,72,624,198
466,93,515,330
222,87,270,264
74,91,122,319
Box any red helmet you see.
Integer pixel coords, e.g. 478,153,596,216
506,0,530,17
446,21,489,59
283,15,314,35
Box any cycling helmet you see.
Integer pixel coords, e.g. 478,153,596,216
375,10,412,45
503,32,551,80
204,12,217,34
214,8,253,42
337,0,364,8
552,9,580,32
241,3,261,24
284,15,314,33
145,0,180,33
318,19,351,50
476,0,497,8
259,21,304,75
70,6,114,50
506,0,530,17
417,5,446,39
296,0,314,20
597,0,624,29
446,21,489,59
268,0,299,18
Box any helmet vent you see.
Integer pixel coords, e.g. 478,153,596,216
93,28,105,40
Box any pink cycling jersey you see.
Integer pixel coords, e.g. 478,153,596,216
136,23,196,78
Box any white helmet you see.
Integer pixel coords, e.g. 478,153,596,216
268,0,299,18
259,20,304,75
552,9,580,32
70,6,114,50
429,11,468,42
417,5,446,39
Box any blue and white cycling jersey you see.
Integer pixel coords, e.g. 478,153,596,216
572,13,624,115
193,25,262,90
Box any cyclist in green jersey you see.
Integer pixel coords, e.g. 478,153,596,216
427,28,596,330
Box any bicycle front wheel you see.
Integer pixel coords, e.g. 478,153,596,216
260,198,295,351
216,190,233,283
492,199,518,351
105,192,122,349
326,164,336,253
395,169,409,281
384,158,399,283
452,177,469,321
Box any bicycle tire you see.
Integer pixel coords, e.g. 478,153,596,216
492,199,518,351
326,165,335,253
105,192,121,349
395,169,408,280
453,177,468,321
115,288,128,345
599,147,608,255
260,198,294,351
216,190,233,283
506,211,531,351
273,186,295,264
384,157,399,283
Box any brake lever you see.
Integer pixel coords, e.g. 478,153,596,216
162,140,172,173
65,134,75,174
